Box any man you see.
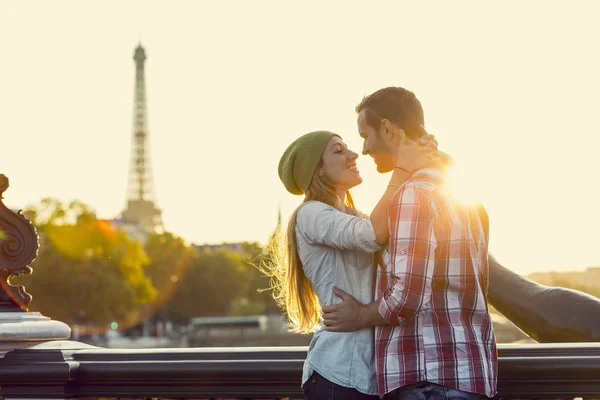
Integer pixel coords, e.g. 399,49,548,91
322,87,497,400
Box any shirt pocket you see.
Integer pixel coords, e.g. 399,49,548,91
342,249,374,270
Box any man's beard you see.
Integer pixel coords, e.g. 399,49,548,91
374,154,395,173
372,140,395,173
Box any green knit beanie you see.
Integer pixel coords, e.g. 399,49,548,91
278,130,338,195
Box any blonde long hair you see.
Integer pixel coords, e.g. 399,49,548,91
262,161,356,334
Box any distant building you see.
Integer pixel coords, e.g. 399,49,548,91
193,209,281,255
193,242,246,254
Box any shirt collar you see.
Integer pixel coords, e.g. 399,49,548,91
410,166,446,182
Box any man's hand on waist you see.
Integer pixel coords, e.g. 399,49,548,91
322,287,386,332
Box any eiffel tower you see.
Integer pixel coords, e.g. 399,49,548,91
121,44,162,234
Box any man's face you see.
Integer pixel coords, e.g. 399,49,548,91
357,109,395,173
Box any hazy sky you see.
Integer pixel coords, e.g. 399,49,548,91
2,1,599,275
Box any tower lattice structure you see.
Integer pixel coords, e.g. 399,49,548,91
121,44,162,233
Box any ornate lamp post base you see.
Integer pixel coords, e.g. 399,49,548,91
0,312,71,357
0,174,71,358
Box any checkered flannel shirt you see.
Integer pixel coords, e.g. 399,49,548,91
375,168,498,397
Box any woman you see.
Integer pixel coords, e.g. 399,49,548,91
265,130,442,399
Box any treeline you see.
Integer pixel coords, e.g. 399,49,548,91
14,198,279,334
528,271,600,299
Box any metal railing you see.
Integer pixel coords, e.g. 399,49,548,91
1,341,600,399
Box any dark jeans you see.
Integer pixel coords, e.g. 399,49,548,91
303,372,379,400
382,381,484,400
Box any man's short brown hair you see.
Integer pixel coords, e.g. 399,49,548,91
356,87,425,140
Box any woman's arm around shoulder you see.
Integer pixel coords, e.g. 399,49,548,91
296,201,380,253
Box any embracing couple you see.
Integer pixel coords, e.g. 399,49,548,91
272,87,497,400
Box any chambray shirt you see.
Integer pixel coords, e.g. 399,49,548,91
296,201,381,395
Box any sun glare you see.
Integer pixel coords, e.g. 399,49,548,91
445,165,482,206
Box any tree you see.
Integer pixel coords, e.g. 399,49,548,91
245,208,287,316
163,249,253,318
240,241,281,315
148,240,280,321
15,199,156,332
142,232,196,324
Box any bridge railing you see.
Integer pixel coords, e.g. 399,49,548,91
1,341,600,399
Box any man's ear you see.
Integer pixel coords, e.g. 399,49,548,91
380,119,393,140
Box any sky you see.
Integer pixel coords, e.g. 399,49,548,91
1,1,599,275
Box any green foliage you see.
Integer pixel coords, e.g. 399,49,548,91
160,240,280,319
16,198,156,330
241,241,281,316
163,250,251,317
13,198,282,331
143,232,196,319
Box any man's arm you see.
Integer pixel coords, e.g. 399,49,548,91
369,168,411,244
323,186,437,331
378,186,437,324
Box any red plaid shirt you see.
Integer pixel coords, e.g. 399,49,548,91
375,168,497,397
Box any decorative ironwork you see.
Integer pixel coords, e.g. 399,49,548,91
0,174,39,311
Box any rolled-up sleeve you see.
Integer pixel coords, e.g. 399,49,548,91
296,201,381,253
378,186,437,325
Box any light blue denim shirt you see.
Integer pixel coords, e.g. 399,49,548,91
296,201,381,395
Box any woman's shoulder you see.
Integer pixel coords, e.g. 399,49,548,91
297,201,369,221
295,202,342,233
296,200,336,218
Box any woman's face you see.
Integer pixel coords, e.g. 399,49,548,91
319,136,362,191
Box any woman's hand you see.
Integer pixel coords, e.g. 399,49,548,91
418,130,439,153
394,127,452,172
